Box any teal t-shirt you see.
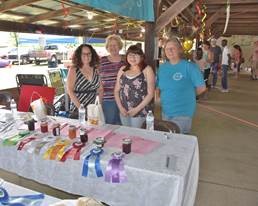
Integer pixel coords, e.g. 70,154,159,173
157,59,205,117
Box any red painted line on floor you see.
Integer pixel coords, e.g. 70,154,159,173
198,103,258,129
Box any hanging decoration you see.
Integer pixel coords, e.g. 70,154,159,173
171,17,180,28
193,0,207,40
223,0,230,34
112,20,118,34
182,38,194,53
61,3,69,17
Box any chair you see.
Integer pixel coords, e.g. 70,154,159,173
16,74,48,91
141,119,180,133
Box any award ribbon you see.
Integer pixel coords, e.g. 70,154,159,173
43,139,70,160
105,152,127,183
82,148,104,177
33,136,55,155
60,141,85,162
17,137,37,151
2,131,30,146
0,186,44,206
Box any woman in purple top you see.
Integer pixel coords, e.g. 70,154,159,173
99,34,125,125
114,45,155,128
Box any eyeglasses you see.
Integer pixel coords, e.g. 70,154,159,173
82,52,92,57
127,53,140,58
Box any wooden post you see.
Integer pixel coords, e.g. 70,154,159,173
144,0,161,72
144,22,156,71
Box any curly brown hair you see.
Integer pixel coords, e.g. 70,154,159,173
72,44,99,68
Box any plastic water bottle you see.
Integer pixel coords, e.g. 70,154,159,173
78,104,86,125
146,110,154,130
10,99,17,119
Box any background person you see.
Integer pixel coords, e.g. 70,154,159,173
202,40,213,88
221,39,231,92
210,38,222,88
99,34,125,125
156,37,206,134
114,45,155,128
232,44,243,79
67,44,103,119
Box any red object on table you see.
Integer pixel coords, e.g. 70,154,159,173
18,85,55,112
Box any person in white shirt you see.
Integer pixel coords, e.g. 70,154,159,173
221,39,231,92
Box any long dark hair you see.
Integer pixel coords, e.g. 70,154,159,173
72,44,99,68
123,45,147,72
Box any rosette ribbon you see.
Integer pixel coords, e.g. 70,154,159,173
0,186,44,206
43,139,70,160
17,137,37,151
33,136,55,155
105,152,127,183
3,131,30,146
60,141,85,162
82,148,103,177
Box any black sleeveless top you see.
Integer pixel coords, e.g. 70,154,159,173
119,72,149,117
70,67,100,112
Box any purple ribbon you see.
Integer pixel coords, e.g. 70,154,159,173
105,152,127,183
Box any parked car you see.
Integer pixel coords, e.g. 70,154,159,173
29,44,69,65
7,47,33,65
0,59,11,68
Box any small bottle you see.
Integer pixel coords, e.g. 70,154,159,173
78,104,86,125
10,98,17,119
146,110,154,130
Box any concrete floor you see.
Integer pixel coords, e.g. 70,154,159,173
192,71,258,206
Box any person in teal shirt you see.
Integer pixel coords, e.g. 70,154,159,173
156,37,206,134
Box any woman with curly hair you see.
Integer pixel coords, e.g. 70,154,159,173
67,44,103,119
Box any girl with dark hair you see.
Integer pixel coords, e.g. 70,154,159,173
67,44,103,119
114,45,155,128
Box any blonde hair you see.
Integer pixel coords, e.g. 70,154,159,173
105,34,123,50
163,37,184,59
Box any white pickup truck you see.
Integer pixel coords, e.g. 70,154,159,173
29,44,69,65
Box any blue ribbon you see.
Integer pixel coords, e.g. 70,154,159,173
82,148,104,177
0,187,44,206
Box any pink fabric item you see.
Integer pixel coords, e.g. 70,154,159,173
105,133,160,154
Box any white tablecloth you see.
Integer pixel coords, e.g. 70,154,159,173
0,180,60,205
0,110,199,206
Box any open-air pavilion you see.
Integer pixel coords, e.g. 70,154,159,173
0,0,258,206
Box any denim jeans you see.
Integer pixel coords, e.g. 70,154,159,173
120,114,145,128
221,64,228,89
211,63,219,87
102,100,121,125
162,114,192,134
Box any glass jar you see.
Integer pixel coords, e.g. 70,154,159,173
122,138,132,154
40,121,48,133
94,137,105,148
52,123,60,136
80,128,88,143
68,125,77,139
27,119,35,131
